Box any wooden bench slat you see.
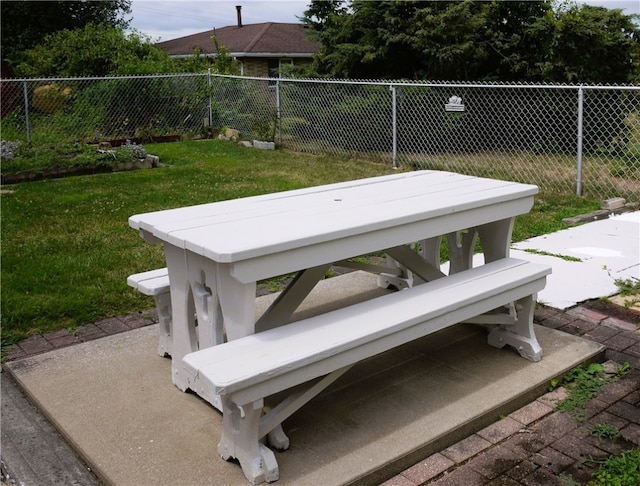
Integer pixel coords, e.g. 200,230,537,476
127,268,170,296
127,268,173,358
183,258,550,401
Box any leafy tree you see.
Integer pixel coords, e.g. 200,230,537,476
1,0,131,63
210,35,240,75
478,1,554,81
301,0,640,83
302,0,348,31
301,0,552,80
301,0,554,80
302,0,425,78
14,23,240,77
14,24,174,77
410,1,493,80
538,4,640,84
170,36,240,75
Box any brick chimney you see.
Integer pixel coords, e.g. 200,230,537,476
236,5,242,27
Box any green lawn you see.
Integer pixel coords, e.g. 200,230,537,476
0,139,600,348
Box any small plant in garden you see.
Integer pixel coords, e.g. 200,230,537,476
252,113,277,142
616,362,631,377
611,278,640,310
115,140,147,161
0,140,22,160
134,114,164,142
587,449,640,486
558,474,581,486
614,278,640,296
623,297,640,309
588,423,620,440
555,362,629,421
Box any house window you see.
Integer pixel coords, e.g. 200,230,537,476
268,59,293,85
268,60,279,79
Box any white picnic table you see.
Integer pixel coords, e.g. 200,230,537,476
129,170,550,484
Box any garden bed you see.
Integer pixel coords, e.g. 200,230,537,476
1,155,160,184
0,139,160,184
97,135,181,147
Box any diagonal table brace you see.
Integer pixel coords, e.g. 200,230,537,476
384,245,447,283
255,264,331,333
258,365,353,449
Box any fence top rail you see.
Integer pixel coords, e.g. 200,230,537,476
209,74,640,91
2,72,638,92
0,73,209,83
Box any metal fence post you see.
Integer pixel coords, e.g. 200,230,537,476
391,84,398,168
22,81,31,144
276,80,282,145
207,69,213,127
576,86,584,196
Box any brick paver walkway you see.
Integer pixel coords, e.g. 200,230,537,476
4,304,639,486
383,306,640,486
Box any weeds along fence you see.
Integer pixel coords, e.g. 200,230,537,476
1,73,639,201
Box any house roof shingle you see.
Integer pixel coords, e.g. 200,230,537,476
157,23,320,58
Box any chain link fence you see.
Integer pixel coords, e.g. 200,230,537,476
2,73,638,201
1,74,212,146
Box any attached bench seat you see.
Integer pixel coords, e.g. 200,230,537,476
127,268,171,357
182,257,551,485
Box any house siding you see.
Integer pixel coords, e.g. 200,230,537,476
243,58,270,77
242,58,313,78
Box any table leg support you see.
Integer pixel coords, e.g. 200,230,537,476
447,229,478,274
182,258,255,411
377,253,412,290
487,294,543,362
477,218,515,263
215,263,257,342
164,244,198,392
153,291,172,357
219,398,279,485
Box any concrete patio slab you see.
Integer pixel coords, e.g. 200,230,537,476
4,271,604,486
512,211,639,309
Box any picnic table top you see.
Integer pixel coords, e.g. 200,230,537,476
129,170,538,264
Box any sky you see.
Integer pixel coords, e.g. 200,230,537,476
128,0,640,43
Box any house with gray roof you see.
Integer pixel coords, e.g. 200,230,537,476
157,6,320,78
